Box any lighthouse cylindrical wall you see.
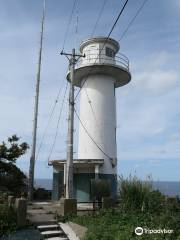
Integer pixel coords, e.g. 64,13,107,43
65,37,131,201
78,73,117,193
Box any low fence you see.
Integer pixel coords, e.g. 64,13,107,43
76,52,130,71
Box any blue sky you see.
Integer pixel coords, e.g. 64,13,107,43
0,0,180,181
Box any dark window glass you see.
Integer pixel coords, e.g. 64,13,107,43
105,47,115,57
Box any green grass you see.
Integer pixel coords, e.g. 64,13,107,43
57,176,180,240
69,207,180,240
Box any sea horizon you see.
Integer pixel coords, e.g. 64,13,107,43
35,178,180,197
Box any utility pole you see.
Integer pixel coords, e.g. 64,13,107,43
61,49,85,198
28,0,46,201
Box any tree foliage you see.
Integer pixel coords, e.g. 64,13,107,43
0,135,29,196
0,135,29,163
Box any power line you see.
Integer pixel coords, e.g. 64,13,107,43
35,78,66,161
91,0,108,37
74,108,112,160
62,0,78,51
107,0,129,38
84,89,100,134
47,82,68,163
119,0,149,41
74,0,129,101
84,89,105,145
84,89,97,122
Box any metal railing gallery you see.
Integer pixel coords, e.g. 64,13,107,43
76,52,130,71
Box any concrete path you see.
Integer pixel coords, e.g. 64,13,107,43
27,201,88,240
1,201,89,240
27,201,57,226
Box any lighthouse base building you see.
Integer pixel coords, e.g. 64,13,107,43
50,37,131,202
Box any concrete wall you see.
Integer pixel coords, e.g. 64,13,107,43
52,171,117,202
74,173,95,202
52,171,64,200
81,42,116,65
78,74,117,175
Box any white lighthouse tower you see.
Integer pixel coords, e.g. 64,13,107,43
51,37,131,202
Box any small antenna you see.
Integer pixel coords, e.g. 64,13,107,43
75,9,79,47
43,0,46,18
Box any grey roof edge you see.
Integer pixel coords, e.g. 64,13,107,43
49,159,104,166
79,36,120,53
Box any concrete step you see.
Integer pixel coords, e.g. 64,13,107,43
41,230,64,238
37,224,59,231
29,218,58,226
44,237,68,240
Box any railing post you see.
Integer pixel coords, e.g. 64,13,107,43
8,196,15,208
15,198,27,227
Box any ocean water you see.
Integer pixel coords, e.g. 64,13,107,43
35,179,52,190
35,179,180,197
152,181,180,197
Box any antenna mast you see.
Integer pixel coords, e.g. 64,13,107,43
28,0,46,201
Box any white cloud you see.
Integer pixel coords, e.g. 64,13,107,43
135,70,179,95
130,51,180,96
169,133,180,142
117,99,168,139
116,51,180,164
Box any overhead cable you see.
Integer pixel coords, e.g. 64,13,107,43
74,108,112,160
119,0,149,41
107,0,129,38
62,0,78,51
35,78,66,161
47,82,68,163
74,0,129,101
91,0,108,37
84,89,105,145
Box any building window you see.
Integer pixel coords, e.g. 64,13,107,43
105,47,115,58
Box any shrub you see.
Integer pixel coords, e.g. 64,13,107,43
148,190,166,213
56,176,180,239
0,203,17,237
119,175,165,213
33,188,51,200
0,192,8,204
91,179,111,200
